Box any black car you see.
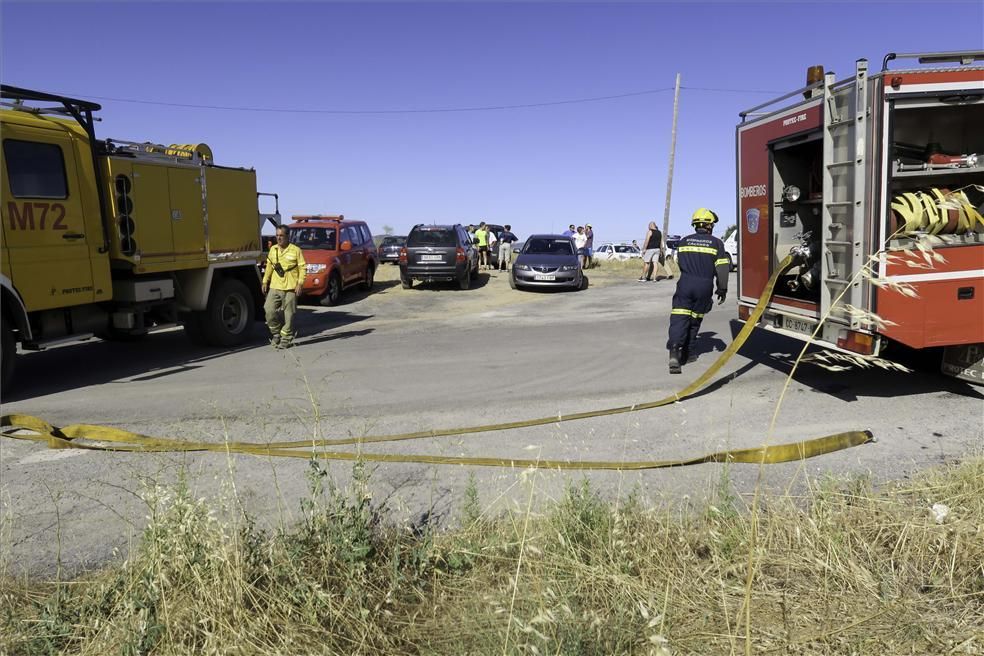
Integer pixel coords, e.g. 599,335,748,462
510,234,586,291
377,235,406,264
401,224,480,289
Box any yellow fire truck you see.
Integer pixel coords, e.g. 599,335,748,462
0,86,280,388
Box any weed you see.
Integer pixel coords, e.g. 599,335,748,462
2,454,981,655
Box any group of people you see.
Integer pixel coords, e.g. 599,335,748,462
562,224,594,269
262,209,731,377
469,222,519,271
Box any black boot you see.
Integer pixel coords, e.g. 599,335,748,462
668,348,682,374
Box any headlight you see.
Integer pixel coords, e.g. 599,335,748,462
515,264,531,271
560,265,577,271
306,264,326,274
783,185,801,202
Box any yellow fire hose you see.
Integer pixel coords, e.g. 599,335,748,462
0,256,876,469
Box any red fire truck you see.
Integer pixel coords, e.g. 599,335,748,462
735,50,984,383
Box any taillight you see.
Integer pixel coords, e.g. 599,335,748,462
837,329,876,355
399,247,407,264
455,247,465,263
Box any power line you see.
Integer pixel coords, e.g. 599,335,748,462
49,87,676,115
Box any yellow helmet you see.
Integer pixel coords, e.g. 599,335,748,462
691,208,719,228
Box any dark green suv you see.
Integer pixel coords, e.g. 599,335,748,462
400,224,480,290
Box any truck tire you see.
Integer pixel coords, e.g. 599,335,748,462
458,266,471,290
361,264,375,291
202,278,254,347
1,317,15,391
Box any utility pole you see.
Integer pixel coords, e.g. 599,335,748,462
661,73,681,249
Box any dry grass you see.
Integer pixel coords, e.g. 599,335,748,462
589,257,681,279
2,456,981,655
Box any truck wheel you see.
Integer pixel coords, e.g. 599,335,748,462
322,273,342,306
579,275,589,291
202,278,253,346
1,318,15,390
362,264,375,291
458,266,471,290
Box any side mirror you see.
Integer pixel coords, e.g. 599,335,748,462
340,240,352,252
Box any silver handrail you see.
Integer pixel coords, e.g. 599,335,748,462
882,50,984,71
738,81,824,121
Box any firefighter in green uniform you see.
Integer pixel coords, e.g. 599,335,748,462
262,225,306,349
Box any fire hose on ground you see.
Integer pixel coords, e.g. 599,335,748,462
0,256,875,470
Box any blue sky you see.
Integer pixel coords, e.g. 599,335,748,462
3,1,982,242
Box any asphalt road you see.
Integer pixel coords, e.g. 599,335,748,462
2,267,982,574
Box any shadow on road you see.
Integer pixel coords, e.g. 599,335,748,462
299,279,401,307
403,272,493,291
3,310,374,403
727,320,984,403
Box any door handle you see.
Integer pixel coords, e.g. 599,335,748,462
62,232,85,240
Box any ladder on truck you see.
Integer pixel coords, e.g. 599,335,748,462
821,59,869,329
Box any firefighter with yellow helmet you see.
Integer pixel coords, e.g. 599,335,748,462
666,208,731,374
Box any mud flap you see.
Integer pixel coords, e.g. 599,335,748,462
941,343,984,385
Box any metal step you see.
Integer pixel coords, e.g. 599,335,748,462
22,333,95,351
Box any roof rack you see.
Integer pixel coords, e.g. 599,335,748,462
291,215,345,223
1,85,101,136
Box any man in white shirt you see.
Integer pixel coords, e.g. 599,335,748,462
573,226,589,268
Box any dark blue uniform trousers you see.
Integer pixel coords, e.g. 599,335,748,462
666,274,713,352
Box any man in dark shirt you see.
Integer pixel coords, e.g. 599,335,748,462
497,225,519,271
638,221,663,282
666,209,730,373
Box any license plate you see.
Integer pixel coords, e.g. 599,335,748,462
782,315,815,335
421,255,443,262
941,343,984,384
534,274,556,281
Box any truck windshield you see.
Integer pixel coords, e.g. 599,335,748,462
290,227,336,250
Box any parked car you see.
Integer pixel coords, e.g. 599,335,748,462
286,215,377,306
665,234,683,253
722,230,737,271
377,235,407,264
400,223,479,289
510,234,586,291
594,242,642,261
